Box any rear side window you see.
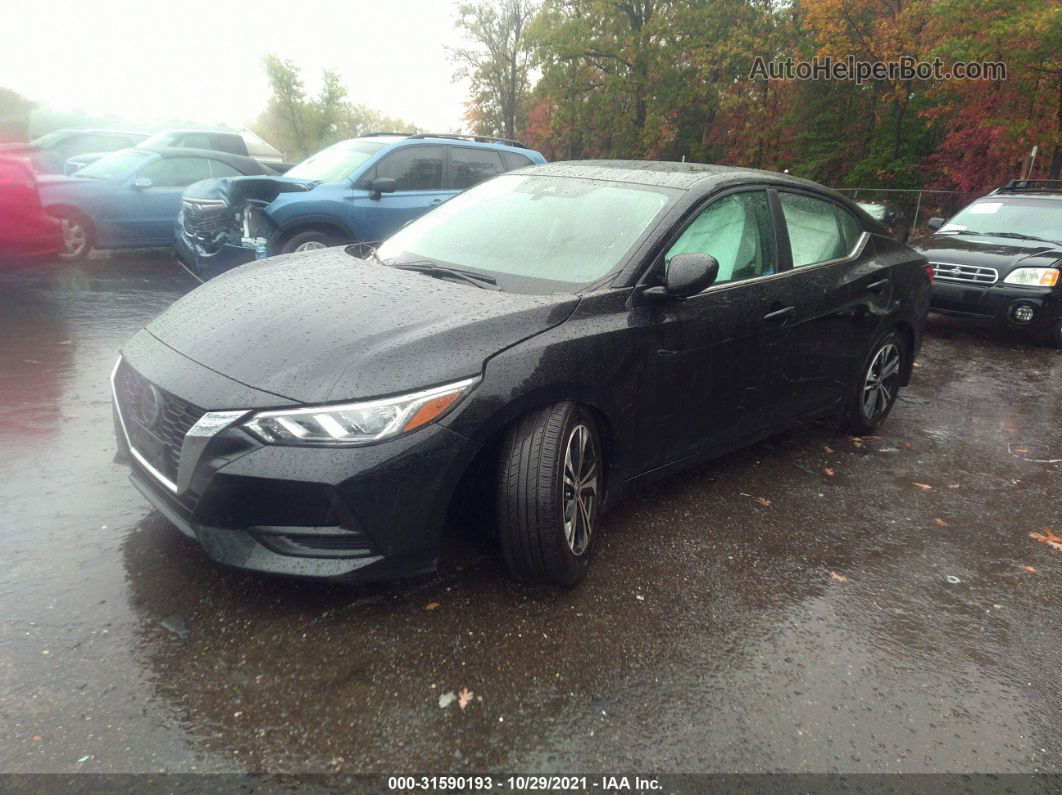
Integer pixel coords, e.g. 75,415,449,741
449,147,504,190
374,146,444,191
208,159,243,177
179,133,213,149
501,151,534,170
138,157,212,187
779,192,848,267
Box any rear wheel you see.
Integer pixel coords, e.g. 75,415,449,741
496,402,602,586
844,330,906,434
55,210,93,260
281,229,342,254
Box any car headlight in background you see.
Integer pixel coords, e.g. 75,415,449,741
1003,267,1059,287
243,377,478,446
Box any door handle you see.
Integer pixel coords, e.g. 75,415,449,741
866,278,890,294
762,305,796,323
429,198,443,205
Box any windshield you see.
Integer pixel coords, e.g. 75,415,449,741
285,140,385,181
376,174,673,290
940,198,1062,243
29,130,70,149
75,148,153,180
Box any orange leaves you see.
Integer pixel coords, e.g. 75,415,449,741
1030,530,1062,552
457,687,473,710
829,571,847,583
912,482,933,490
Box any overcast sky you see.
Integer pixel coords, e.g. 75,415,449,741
1,0,472,132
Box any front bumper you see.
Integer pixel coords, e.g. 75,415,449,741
174,226,258,281
113,351,477,582
929,280,1060,332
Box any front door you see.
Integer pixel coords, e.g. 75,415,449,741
118,156,213,246
635,189,795,469
352,145,449,243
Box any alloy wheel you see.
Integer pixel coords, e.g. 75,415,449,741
562,423,598,556
862,342,901,423
61,219,88,258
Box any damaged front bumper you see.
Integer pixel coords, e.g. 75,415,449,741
175,176,312,280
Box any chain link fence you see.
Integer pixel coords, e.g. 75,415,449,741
831,187,982,242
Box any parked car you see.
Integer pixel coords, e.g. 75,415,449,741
0,128,147,174
0,156,63,263
113,161,929,586
64,128,292,174
857,200,907,241
909,179,1062,347
38,147,275,260
174,133,546,280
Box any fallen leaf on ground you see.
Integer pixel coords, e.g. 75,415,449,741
425,602,440,610
823,467,834,477
823,444,834,453
912,362,922,369
947,484,960,489
851,439,864,448
1030,530,1062,551
934,517,948,527
913,482,933,490
830,571,847,582
755,496,771,506
458,687,473,710
1024,565,1037,573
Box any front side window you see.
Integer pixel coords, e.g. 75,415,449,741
449,147,503,190
665,191,776,285
374,146,444,191
138,157,212,187
780,192,849,267
376,174,673,290
208,159,242,178
179,133,213,149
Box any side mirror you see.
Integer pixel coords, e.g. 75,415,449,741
369,177,397,199
927,216,944,232
133,176,153,189
644,253,720,301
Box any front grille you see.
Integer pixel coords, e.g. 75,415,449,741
114,360,205,485
931,262,999,285
181,199,232,237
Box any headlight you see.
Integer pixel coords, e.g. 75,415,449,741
243,377,478,446
1003,267,1059,287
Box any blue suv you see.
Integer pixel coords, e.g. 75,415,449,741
175,133,546,279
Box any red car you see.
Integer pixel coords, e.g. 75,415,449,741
0,156,64,263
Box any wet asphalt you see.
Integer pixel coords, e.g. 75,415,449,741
0,251,1059,775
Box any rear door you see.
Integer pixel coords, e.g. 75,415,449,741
771,190,889,418
116,156,212,245
636,188,796,468
353,145,447,243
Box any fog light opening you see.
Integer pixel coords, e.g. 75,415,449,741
1011,303,1036,324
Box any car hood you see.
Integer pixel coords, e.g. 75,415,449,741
909,234,1062,273
183,174,316,206
144,248,580,404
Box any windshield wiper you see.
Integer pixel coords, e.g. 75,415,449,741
392,260,498,289
981,231,1061,245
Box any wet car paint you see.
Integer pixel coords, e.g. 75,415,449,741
1,253,1059,774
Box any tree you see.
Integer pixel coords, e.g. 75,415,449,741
451,0,540,139
0,86,35,143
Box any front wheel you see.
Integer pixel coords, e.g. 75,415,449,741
55,210,93,260
281,229,342,254
496,402,602,586
844,331,906,434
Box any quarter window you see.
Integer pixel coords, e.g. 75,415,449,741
836,206,865,251
779,192,850,267
374,146,444,191
664,191,776,285
138,157,212,187
449,147,504,189
501,151,534,170
208,160,243,178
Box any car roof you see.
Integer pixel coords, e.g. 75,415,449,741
136,146,273,173
150,128,237,136
351,134,538,155
55,128,147,137
520,159,841,194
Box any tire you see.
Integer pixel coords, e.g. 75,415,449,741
844,330,906,435
281,229,342,254
54,209,94,260
496,402,603,586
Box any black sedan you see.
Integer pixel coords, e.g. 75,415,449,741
112,161,930,586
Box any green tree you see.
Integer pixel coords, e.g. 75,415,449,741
451,0,540,139
0,86,35,143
